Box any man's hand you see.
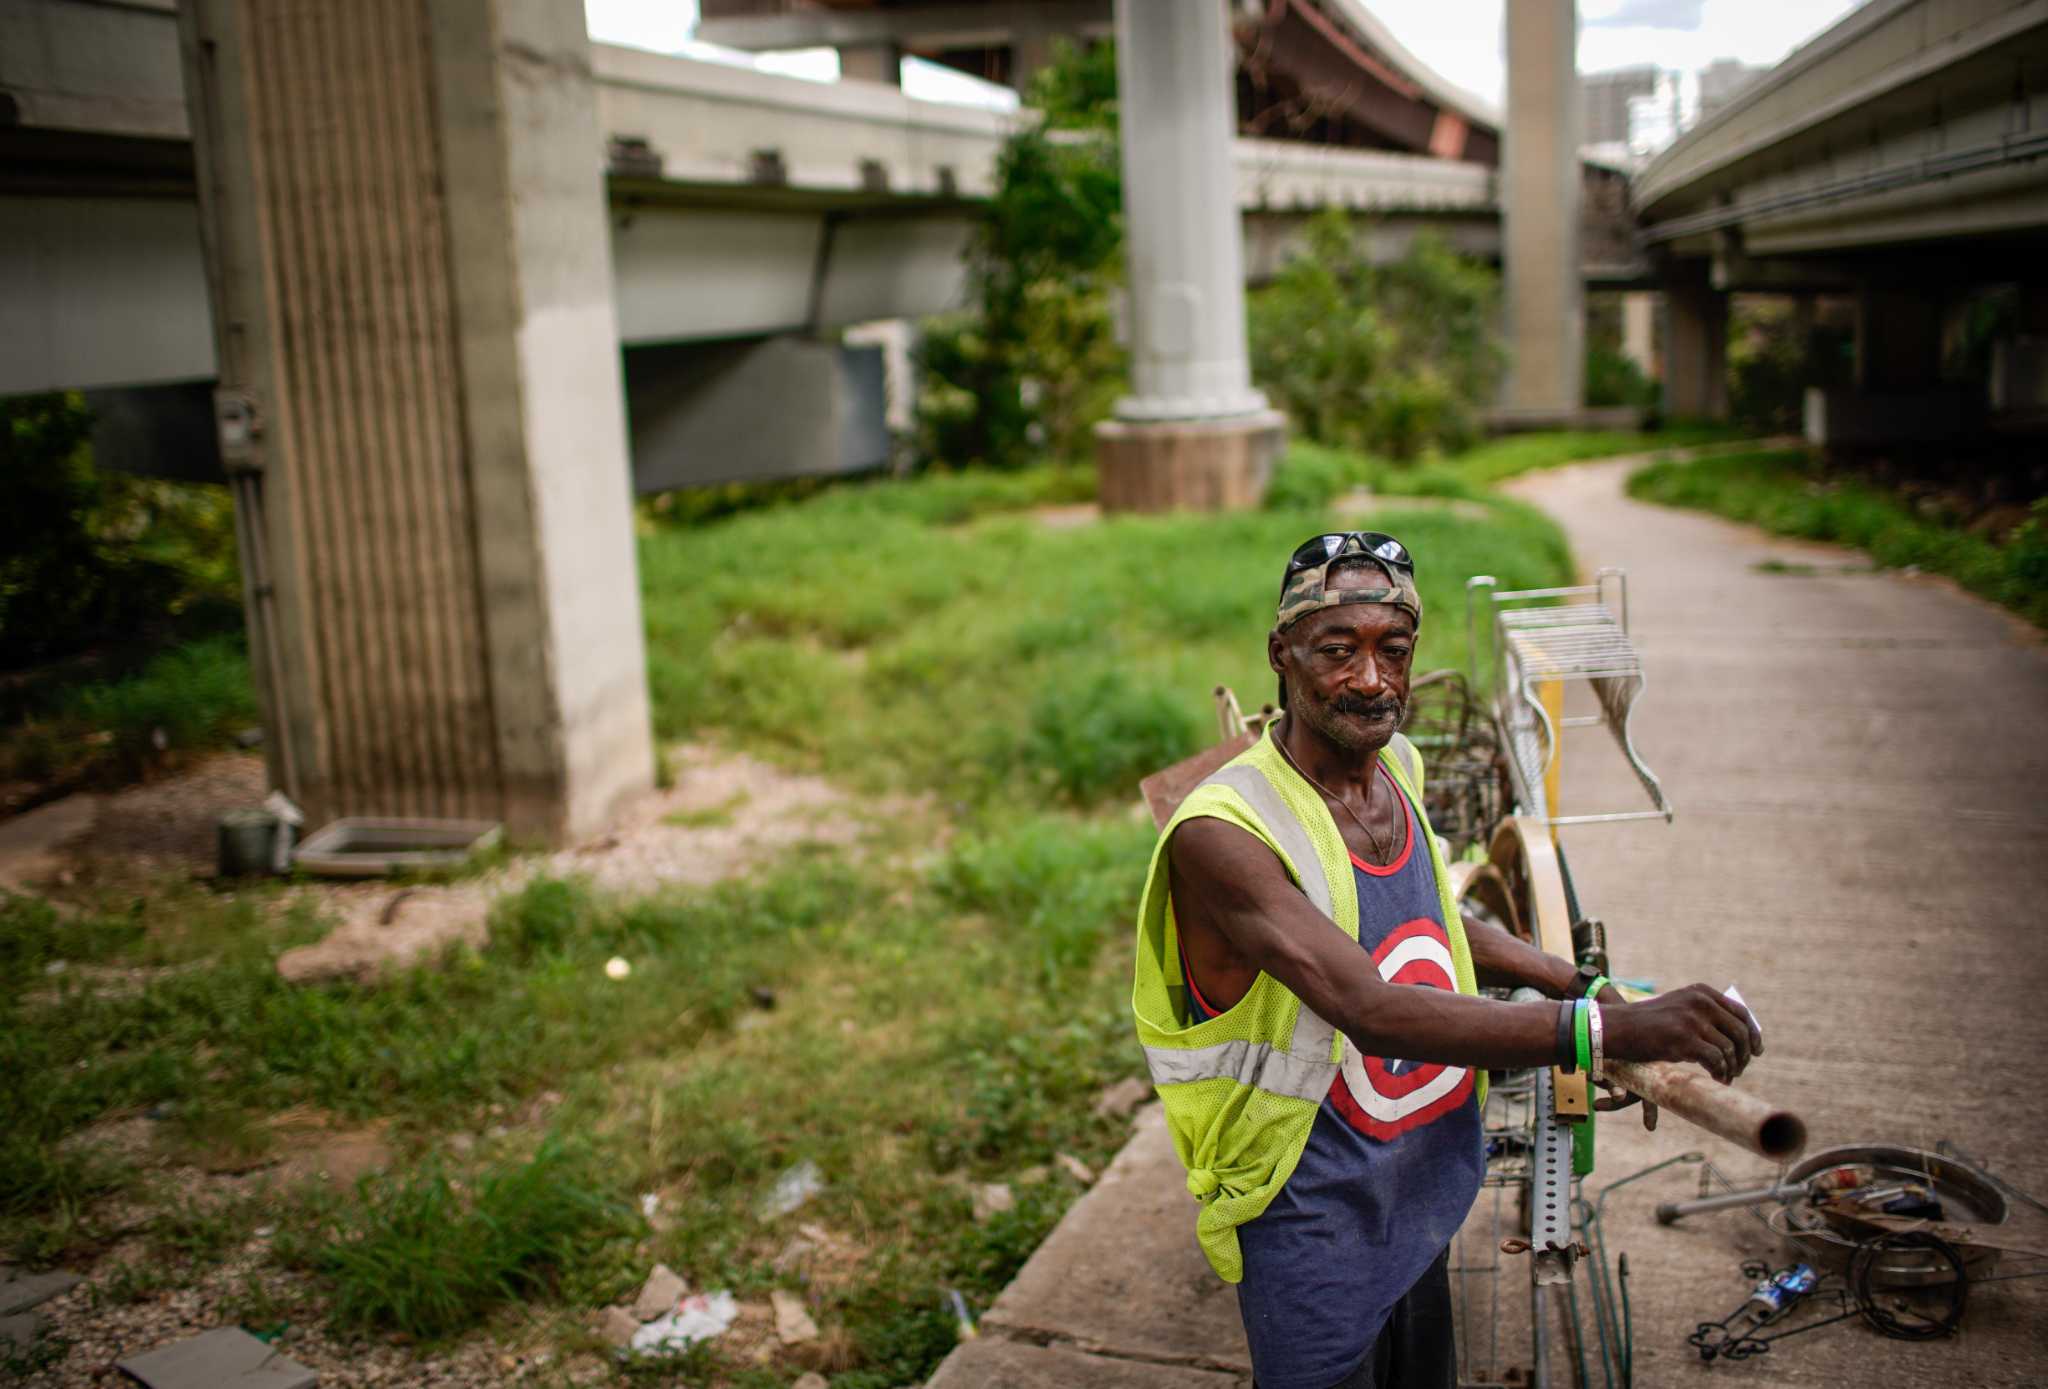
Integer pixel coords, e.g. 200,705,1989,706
1602,984,1762,1083
1593,1084,1657,1130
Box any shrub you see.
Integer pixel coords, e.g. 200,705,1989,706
934,815,1150,983
1249,213,1503,459
63,634,256,779
1016,666,1200,804
1584,343,1656,409
1,393,240,670
914,86,1125,470
1264,442,1364,511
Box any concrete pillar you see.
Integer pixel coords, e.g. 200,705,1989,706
1663,264,1729,421
1621,291,1656,378
177,0,654,843
1095,0,1282,512
1500,0,1584,422
838,42,903,87
1009,24,1054,94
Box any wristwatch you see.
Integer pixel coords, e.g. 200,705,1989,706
1568,963,1605,1000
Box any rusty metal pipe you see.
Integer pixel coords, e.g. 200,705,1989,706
1604,1058,1807,1161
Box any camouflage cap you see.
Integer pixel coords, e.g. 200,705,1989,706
1275,532,1422,632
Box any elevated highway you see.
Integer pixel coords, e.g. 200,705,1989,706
0,0,1622,847
4,0,1643,484
3,0,1501,398
1632,0,2048,431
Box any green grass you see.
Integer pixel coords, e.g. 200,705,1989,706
1263,427,1746,516
283,1137,634,1341
1446,425,1743,487
638,462,1574,811
1,445,1585,1382
663,790,750,829
1628,449,2048,628
2,632,257,786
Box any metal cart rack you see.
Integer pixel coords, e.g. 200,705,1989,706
1466,569,1671,827
1440,568,1676,1387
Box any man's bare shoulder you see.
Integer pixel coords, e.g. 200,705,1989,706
1169,815,1284,893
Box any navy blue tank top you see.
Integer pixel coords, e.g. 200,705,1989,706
1184,764,1484,1389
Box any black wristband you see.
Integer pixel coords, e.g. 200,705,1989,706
1556,1000,1578,1072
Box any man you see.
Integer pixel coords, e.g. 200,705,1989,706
1131,531,1760,1389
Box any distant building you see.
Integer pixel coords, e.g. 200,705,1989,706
1582,65,1659,146
1626,88,1678,157
1698,58,1768,121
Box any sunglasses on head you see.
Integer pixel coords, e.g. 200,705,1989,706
1281,532,1414,589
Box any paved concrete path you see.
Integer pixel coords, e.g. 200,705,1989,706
930,456,2048,1387
1498,458,2048,1387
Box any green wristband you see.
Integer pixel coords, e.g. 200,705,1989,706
1573,998,1592,1076
1585,973,1612,1002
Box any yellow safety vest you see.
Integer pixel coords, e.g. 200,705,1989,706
1129,721,1483,1282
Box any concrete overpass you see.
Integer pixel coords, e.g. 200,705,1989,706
0,0,1607,846
4,0,1601,493
1632,0,2048,432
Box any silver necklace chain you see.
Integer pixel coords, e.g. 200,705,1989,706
1272,721,1395,864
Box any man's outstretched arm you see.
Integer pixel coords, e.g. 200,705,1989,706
1462,913,1625,1004
1168,817,1760,1080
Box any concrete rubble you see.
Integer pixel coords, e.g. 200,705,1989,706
0,1267,80,1317
770,1288,820,1345
0,1311,43,1355
630,1263,688,1322
971,1182,1015,1223
1056,1152,1096,1185
594,1305,639,1349
1091,1076,1148,1120
115,1327,317,1389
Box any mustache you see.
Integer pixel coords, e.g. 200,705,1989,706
1332,693,1404,721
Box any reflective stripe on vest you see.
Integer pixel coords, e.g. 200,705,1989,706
1139,760,1342,1102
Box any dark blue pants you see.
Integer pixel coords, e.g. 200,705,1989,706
1255,1248,1457,1389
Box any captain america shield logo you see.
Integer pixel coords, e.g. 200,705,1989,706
1328,917,1474,1140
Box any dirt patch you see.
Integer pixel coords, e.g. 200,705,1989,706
63,753,268,880
1030,503,1101,530
268,742,918,983
544,742,896,896
274,883,493,986
264,1116,393,1189
0,794,101,896
13,740,918,985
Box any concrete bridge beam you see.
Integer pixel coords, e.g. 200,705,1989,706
178,0,653,843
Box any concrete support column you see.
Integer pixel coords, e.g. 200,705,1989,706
1095,0,1282,511
1663,264,1729,420
178,0,654,843
838,42,903,87
1500,0,1583,422
1009,28,1054,94
1621,291,1656,379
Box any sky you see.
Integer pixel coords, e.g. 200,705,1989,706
582,0,1869,113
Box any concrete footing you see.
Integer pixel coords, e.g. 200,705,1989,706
1094,410,1286,513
